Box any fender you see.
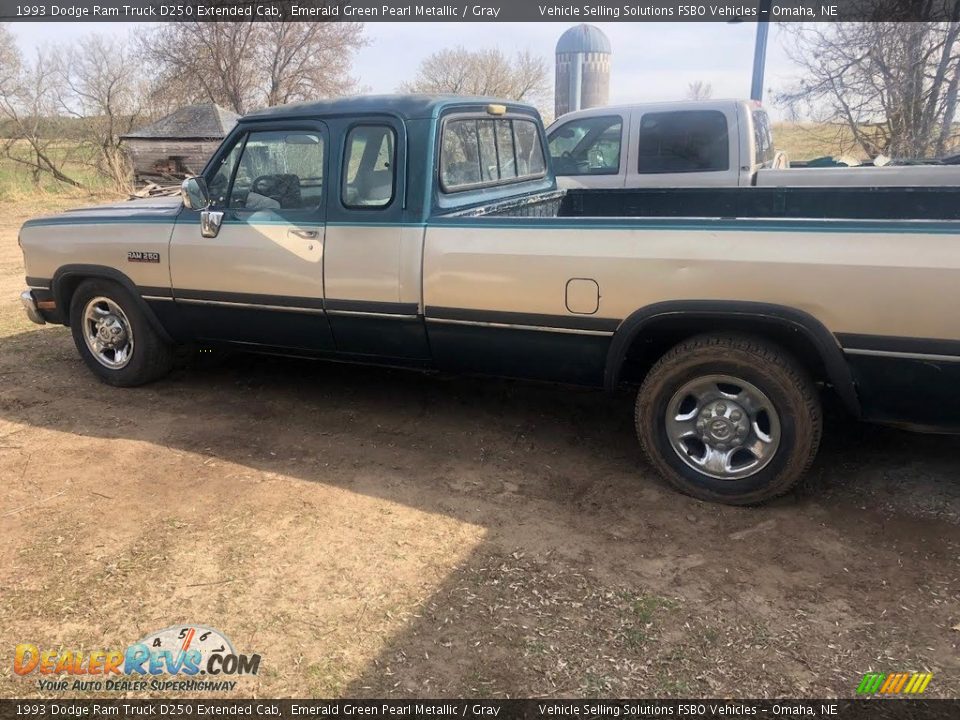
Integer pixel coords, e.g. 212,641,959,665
605,300,861,417
51,264,175,345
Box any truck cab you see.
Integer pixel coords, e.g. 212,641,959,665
546,99,775,189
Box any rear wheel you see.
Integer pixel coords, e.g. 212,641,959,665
69,279,174,387
635,334,822,505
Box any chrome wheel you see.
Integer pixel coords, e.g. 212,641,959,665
665,374,781,480
82,296,134,370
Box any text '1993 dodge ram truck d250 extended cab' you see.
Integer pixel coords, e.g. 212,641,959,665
17,95,960,505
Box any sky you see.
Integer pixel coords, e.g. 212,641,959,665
9,21,800,120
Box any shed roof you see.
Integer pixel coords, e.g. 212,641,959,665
122,103,239,140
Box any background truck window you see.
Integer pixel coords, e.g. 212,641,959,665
342,125,396,208
548,115,622,176
636,110,729,174
440,117,546,192
753,109,775,166
227,131,325,210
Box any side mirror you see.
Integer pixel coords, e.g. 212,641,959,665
200,209,224,239
181,177,222,238
181,177,210,210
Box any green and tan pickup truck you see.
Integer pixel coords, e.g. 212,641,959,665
17,95,960,505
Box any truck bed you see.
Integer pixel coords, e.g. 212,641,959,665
450,186,960,221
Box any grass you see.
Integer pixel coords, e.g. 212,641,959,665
0,140,122,201
773,122,871,162
621,589,677,623
775,121,960,162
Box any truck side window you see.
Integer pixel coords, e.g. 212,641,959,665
636,110,729,174
547,116,622,176
440,117,546,192
342,125,396,208
227,130,324,210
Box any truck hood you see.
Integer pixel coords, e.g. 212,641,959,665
22,196,183,229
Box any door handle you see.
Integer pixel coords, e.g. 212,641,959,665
289,229,318,239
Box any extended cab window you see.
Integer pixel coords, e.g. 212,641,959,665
342,125,396,208
548,115,622,176
228,130,324,210
637,110,729,174
440,116,546,192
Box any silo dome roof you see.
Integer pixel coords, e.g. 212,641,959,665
556,24,612,54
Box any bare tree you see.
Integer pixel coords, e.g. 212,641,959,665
139,20,367,115
0,23,20,103
686,81,713,101
402,47,551,112
778,15,960,159
259,22,367,107
0,38,84,189
0,27,150,191
55,35,145,189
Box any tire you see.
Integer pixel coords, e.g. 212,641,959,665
69,278,174,387
635,334,822,505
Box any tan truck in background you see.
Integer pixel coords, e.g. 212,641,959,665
547,99,960,188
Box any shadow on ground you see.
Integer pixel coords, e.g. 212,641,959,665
2,326,959,696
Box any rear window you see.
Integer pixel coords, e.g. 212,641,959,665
636,110,729,174
440,116,546,193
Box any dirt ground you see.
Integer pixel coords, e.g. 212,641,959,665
0,198,958,700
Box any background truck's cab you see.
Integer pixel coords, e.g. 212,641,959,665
546,99,776,189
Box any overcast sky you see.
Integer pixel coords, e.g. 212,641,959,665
9,21,800,119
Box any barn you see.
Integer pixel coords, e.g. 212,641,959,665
121,103,239,182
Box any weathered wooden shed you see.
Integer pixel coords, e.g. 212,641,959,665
121,103,239,182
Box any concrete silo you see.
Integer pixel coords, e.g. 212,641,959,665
555,24,612,118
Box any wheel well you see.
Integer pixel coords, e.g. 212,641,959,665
55,275,85,324
52,266,174,344
618,317,825,382
607,304,861,417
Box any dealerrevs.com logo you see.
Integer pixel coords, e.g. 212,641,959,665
14,625,261,693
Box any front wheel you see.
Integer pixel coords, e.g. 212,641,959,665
69,279,174,387
635,334,822,505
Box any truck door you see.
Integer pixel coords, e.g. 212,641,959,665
169,122,335,351
546,112,629,189
322,118,430,360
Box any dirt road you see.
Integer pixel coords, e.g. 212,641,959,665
1,200,958,698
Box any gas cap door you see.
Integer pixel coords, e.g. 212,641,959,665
565,278,600,315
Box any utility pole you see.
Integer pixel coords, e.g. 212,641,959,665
751,0,773,101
